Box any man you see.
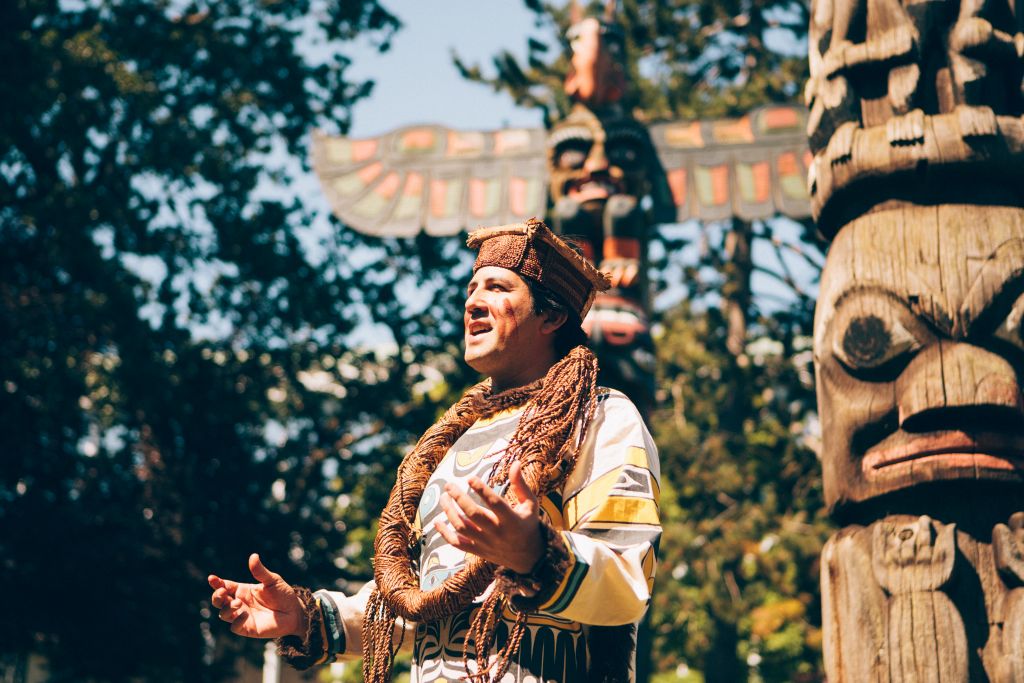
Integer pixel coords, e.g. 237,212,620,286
209,219,661,682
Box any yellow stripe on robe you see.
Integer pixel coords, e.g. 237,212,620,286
584,496,660,526
563,446,658,528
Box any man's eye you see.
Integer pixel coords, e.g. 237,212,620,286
832,312,923,375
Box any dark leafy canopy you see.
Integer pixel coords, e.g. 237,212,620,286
454,0,809,124
0,1,479,681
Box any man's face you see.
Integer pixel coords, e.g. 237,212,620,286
463,266,557,385
814,206,1024,511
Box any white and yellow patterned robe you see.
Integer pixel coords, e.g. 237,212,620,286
315,387,661,682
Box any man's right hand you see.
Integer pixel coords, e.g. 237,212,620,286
208,553,306,639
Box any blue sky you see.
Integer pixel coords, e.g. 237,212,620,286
345,0,547,137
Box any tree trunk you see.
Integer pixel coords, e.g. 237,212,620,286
704,617,746,683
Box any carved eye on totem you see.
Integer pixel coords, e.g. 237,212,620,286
554,139,592,170
830,293,928,378
992,292,1024,355
606,137,643,170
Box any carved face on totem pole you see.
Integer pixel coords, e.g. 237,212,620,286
805,0,1024,513
814,209,1024,511
548,106,654,234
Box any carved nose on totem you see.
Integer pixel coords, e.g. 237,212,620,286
584,144,608,173
895,341,1024,432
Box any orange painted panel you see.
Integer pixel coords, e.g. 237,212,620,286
711,117,754,144
509,177,527,215
393,173,424,219
668,168,687,205
710,165,729,205
351,139,378,162
752,161,770,202
400,128,438,153
404,172,424,196
762,107,801,131
429,179,448,217
358,162,383,183
469,178,500,217
375,172,400,199
777,152,799,176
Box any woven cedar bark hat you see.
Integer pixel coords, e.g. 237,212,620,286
467,218,610,319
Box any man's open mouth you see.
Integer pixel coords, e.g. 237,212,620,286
468,325,491,337
862,431,1024,475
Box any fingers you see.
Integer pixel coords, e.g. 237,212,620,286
506,462,538,507
211,586,233,609
466,477,510,512
218,598,245,625
443,482,500,527
248,553,281,586
209,573,242,609
433,517,463,548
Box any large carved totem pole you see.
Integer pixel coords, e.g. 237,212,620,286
807,0,1024,679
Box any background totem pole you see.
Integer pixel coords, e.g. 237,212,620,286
806,0,1024,679
545,0,672,414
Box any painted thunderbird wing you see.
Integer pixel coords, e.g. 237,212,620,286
650,104,812,222
311,125,548,237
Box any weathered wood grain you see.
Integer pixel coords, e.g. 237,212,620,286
810,0,1024,678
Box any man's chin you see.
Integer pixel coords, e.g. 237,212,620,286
463,348,491,374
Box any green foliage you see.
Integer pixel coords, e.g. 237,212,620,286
647,302,832,682
453,0,809,123
0,1,491,681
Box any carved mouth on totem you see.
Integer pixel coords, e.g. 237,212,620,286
566,177,622,204
862,431,1024,478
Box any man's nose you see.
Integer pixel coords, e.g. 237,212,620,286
465,290,486,317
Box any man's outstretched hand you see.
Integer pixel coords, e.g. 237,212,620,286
208,553,306,639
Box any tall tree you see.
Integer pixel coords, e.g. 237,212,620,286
0,1,487,681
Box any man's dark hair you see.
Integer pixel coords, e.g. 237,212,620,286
525,278,588,359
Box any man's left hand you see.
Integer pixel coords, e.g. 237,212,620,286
435,461,543,574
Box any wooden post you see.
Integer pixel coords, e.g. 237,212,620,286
807,0,1024,679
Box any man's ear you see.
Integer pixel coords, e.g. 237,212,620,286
540,309,569,335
